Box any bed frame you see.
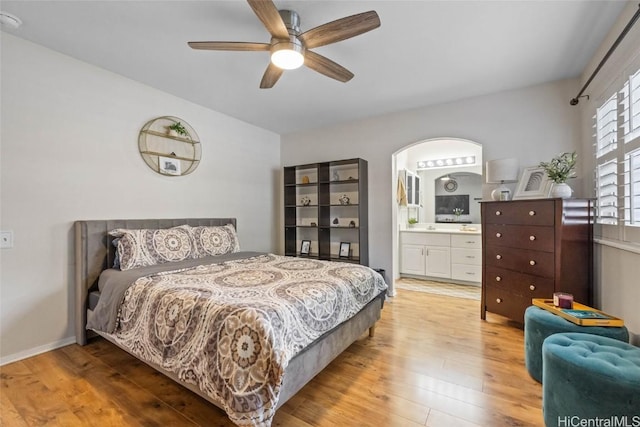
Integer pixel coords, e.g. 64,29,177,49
74,218,385,411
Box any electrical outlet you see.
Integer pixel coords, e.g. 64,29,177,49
0,231,13,249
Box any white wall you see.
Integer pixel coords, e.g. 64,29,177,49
576,2,640,343
281,78,581,294
0,35,281,363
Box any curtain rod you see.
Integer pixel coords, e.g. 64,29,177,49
570,3,640,106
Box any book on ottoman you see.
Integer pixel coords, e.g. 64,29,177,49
532,299,624,327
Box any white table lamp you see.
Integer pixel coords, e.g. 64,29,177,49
486,158,519,201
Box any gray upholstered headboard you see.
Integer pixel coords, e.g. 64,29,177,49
74,218,236,345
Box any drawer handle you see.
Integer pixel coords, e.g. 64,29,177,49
496,298,503,303
465,255,475,259
529,260,536,266
496,232,502,238
496,254,502,260
465,241,475,244
495,211,502,216
529,235,536,241
466,272,475,275
529,285,536,291
529,210,536,216
495,276,502,282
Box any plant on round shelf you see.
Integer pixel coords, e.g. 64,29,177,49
167,121,189,138
539,152,577,198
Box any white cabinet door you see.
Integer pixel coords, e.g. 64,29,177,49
425,246,451,278
400,244,425,275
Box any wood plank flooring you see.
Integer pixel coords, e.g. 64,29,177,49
0,289,543,426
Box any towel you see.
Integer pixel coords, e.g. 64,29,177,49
397,174,408,206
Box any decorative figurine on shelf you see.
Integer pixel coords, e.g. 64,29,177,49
301,196,311,206
332,170,340,181
349,220,356,228
310,222,317,227
332,217,339,225
301,175,310,184
339,194,350,205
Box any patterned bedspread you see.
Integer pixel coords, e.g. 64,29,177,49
107,253,387,426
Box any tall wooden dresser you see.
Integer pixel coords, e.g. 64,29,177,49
481,199,593,323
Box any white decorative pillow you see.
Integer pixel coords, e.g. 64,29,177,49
188,224,240,258
109,226,195,270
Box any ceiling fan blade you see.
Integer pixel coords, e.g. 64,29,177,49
188,41,270,52
300,11,380,49
260,62,284,88
304,50,354,83
247,0,289,39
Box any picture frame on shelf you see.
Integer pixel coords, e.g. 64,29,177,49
339,242,351,258
513,166,552,200
300,240,311,255
158,156,181,176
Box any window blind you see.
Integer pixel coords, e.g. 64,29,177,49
623,148,640,226
596,159,619,224
621,69,640,142
595,93,618,158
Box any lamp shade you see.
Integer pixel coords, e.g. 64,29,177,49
486,158,519,183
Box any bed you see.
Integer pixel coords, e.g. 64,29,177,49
74,218,387,426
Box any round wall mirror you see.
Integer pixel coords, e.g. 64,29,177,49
443,180,458,192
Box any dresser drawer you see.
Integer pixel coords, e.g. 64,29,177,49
485,245,555,278
484,266,555,296
451,248,481,265
452,264,482,282
485,224,555,252
484,287,532,323
483,201,555,226
451,234,481,249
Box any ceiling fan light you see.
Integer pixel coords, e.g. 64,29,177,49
271,40,304,70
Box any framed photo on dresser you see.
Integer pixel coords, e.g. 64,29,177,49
513,166,552,199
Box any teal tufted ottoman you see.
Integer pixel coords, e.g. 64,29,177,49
524,305,629,383
542,333,640,427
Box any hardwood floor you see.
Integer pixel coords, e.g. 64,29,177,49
0,289,543,426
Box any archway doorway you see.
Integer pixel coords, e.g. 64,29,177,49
390,138,483,297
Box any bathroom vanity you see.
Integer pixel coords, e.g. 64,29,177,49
399,225,482,284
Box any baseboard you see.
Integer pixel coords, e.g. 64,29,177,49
0,336,76,366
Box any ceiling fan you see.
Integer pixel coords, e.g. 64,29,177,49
188,0,381,89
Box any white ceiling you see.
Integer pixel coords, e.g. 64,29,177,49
0,1,627,135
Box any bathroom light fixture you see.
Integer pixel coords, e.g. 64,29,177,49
417,156,475,170
486,158,519,201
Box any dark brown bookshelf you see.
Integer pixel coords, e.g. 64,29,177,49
284,158,369,266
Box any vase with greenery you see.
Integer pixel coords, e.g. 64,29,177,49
539,152,577,199
408,217,418,228
167,122,189,138
452,208,463,220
